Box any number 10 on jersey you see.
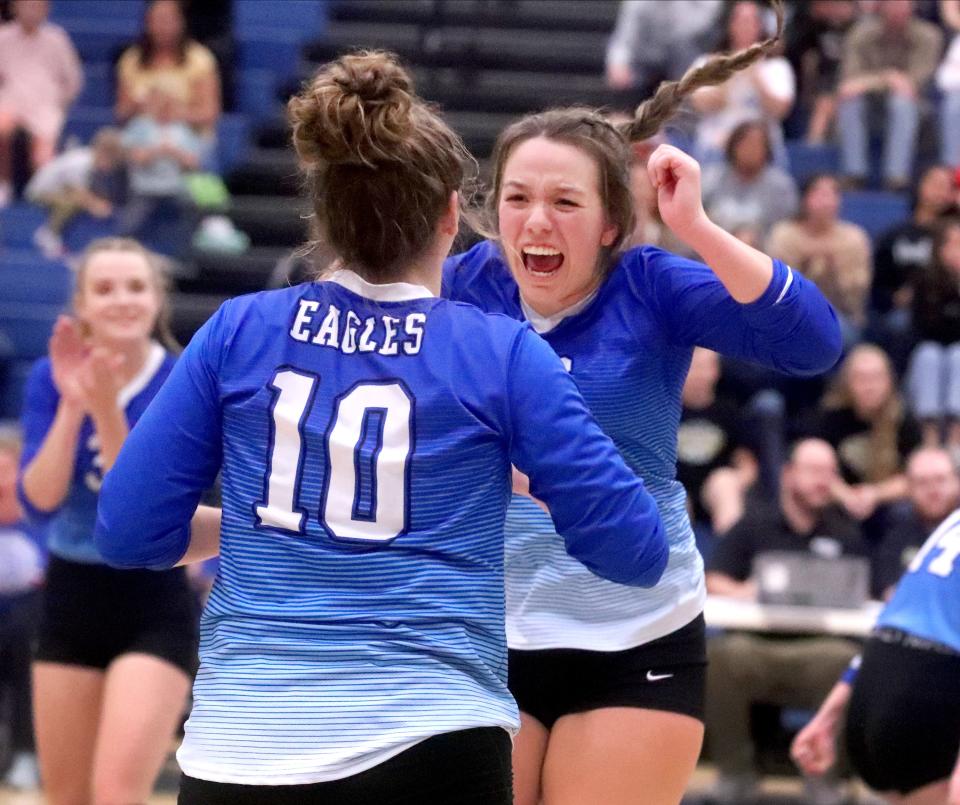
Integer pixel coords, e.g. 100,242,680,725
255,368,413,542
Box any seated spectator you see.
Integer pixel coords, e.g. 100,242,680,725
905,217,960,450
119,86,202,242
705,438,867,805
0,427,43,790
766,173,872,344
937,0,960,166
871,164,956,317
677,348,759,544
701,120,799,241
785,0,859,144
115,0,220,167
605,0,722,97
25,128,127,259
0,0,83,206
815,344,922,527
690,0,795,167
872,446,960,598
836,0,943,190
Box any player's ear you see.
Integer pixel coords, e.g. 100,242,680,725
439,191,459,237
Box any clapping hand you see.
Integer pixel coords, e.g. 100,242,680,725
48,316,125,416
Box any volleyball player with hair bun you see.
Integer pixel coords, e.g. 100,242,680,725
94,51,669,804
443,3,842,803
17,237,199,805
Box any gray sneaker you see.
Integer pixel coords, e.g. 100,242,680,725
803,774,848,805
2,751,40,790
706,772,760,804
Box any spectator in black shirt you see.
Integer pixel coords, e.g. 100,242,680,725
814,344,921,527
873,165,957,313
704,438,866,804
677,348,758,542
872,446,960,598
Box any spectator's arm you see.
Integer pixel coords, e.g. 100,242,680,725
705,571,757,599
605,1,647,87
186,69,221,129
905,24,944,90
162,141,200,170
837,229,873,324
749,60,795,120
943,0,960,32
838,23,887,96
115,50,141,122
56,28,84,107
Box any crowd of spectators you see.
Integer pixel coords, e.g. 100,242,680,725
0,0,225,258
4,0,960,799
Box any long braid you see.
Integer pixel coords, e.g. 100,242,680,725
623,0,785,142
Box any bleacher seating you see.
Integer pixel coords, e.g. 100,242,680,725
0,0,922,433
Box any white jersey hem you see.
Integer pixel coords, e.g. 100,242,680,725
505,583,706,652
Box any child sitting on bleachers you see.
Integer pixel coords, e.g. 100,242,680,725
118,85,202,244
26,127,127,259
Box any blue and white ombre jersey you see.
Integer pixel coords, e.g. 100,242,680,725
95,270,666,784
444,241,842,650
877,508,960,653
17,342,173,564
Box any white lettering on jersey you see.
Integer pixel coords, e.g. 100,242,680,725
289,300,320,342
290,300,426,357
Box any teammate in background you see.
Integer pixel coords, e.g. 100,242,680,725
17,238,198,805
442,3,843,803
94,52,668,804
792,507,960,804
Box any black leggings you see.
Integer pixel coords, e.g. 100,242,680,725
178,727,512,805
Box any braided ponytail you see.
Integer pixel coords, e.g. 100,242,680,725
623,0,785,142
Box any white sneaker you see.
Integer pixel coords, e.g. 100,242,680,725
2,751,40,789
33,225,64,258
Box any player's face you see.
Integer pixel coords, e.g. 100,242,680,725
76,251,161,347
498,137,619,317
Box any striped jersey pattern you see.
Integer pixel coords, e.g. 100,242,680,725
444,240,842,651
95,270,666,783
878,507,960,653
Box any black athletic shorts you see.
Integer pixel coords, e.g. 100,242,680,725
35,554,199,676
177,727,512,805
508,614,707,729
846,632,960,795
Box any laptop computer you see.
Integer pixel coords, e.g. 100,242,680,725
753,552,871,609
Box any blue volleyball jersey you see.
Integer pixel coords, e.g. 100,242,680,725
876,508,960,653
443,241,842,650
94,270,666,784
17,343,173,564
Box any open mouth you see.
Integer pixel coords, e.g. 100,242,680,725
521,246,564,277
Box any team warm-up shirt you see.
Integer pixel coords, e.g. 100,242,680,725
443,241,842,650
17,343,173,564
94,270,667,784
876,507,960,653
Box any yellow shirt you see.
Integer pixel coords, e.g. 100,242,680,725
118,41,217,130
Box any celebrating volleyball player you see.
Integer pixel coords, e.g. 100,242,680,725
18,238,198,805
93,51,669,804
442,3,844,803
